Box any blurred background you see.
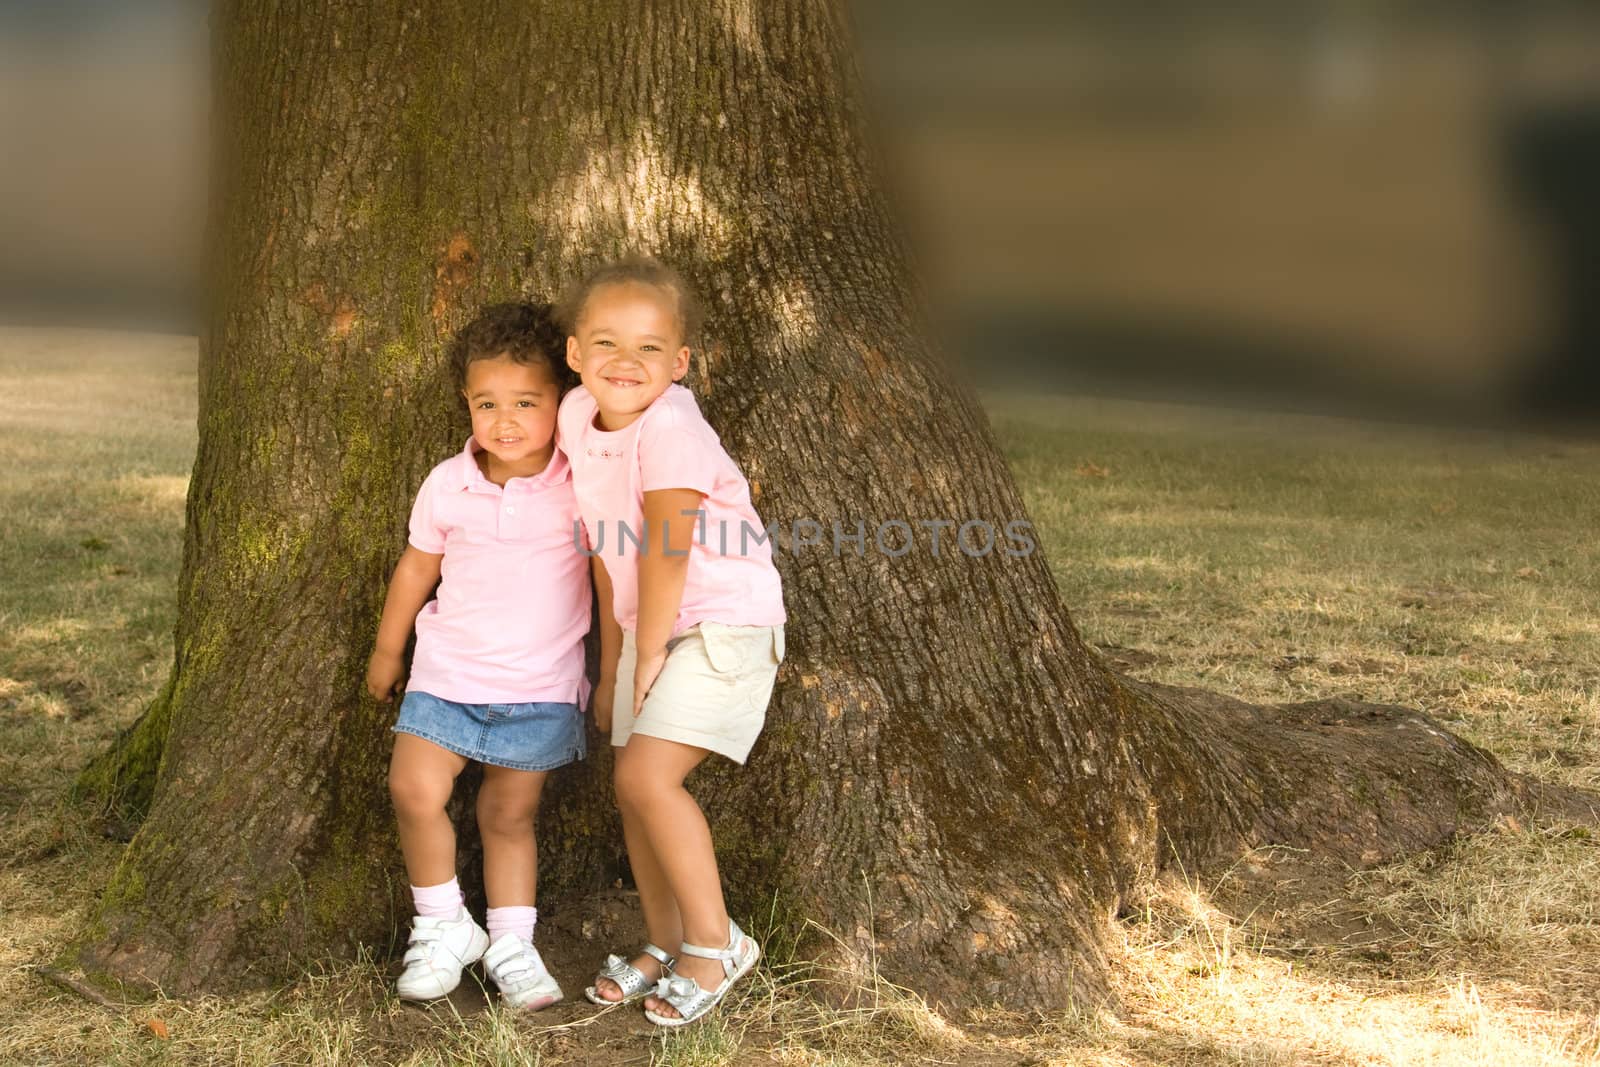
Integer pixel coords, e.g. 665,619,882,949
0,0,205,332
2,0,1598,423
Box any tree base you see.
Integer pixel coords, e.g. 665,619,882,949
1131,679,1600,874
73,679,174,823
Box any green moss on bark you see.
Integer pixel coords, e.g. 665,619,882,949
73,677,177,820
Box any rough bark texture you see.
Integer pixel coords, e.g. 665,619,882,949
78,0,1596,1008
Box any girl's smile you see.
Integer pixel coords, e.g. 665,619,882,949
462,355,561,482
566,282,691,431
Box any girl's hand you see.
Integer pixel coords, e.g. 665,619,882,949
633,646,668,717
366,650,404,702
592,674,616,734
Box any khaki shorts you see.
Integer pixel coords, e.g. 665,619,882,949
613,622,784,764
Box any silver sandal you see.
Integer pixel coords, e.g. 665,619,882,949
583,943,676,1006
644,919,761,1027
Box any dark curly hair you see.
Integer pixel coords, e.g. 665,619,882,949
446,301,576,395
555,255,701,343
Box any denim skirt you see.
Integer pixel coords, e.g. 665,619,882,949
393,690,586,772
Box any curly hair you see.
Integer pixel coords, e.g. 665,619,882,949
554,255,701,342
446,302,576,395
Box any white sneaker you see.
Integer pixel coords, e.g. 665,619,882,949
483,934,564,1010
396,907,490,1001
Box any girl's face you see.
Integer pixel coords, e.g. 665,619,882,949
565,282,690,431
461,354,561,474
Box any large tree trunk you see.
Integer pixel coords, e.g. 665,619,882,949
77,0,1591,1008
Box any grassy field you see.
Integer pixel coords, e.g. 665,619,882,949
1,328,1597,1065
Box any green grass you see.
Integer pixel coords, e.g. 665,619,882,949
993,391,1600,790
2,331,1598,1065
0,329,193,823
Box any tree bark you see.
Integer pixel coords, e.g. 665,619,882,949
78,0,1595,1008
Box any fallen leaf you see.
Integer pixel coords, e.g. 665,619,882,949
1515,566,1541,580
146,1018,169,1040
1074,461,1110,479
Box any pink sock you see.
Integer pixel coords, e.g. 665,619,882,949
486,905,537,944
411,877,463,919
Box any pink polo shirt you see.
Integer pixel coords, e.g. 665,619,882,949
558,383,786,635
405,438,591,705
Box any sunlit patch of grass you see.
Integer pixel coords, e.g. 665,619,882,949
650,1013,742,1067
1082,862,1600,1066
108,472,192,511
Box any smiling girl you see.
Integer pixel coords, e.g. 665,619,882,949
556,257,785,1027
366,303,589,1010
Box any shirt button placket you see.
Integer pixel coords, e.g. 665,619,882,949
502,493,518,538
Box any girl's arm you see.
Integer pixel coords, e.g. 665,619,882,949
633,487,705,713
590,554,623,732
365,546,444,701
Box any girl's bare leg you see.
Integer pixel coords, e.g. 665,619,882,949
389,734,469,888
591,753,685,1001
613,735,730,1018
476,764,548,907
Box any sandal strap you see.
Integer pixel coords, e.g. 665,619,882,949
592,944,675,1000
676,919,745,973
597,969,646,999
654,974,716,1016
675,942,738,961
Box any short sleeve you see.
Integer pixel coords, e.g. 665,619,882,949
556,386,591,453
407,470,447,554
638,408,720,495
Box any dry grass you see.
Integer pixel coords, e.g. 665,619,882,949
2,329,1598,1064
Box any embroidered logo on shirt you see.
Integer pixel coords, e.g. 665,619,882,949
587,446,625,460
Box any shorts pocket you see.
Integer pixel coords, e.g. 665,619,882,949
697,622,751,674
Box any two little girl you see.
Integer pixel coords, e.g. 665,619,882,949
365,259,784,1026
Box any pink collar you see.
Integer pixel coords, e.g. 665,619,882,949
448,437,568,493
